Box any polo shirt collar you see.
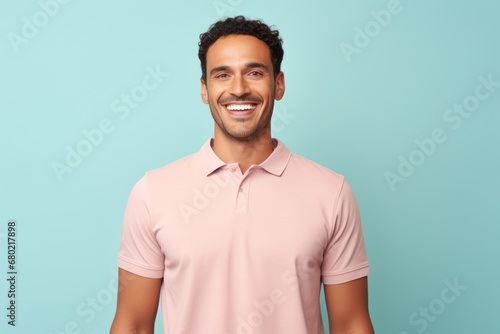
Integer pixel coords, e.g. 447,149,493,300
198,138,291,177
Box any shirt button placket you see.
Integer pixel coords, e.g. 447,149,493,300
235,169,254,214
235,185,248,214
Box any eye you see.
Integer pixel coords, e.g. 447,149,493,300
248,71,263,76
214,73,230,79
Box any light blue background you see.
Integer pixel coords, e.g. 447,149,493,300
1,0,499,333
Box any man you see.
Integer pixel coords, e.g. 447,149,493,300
110,16,374,334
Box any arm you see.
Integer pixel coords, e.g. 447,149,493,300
110,268,162,334
324,276,374,334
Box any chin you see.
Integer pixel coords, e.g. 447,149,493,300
225,127,267,142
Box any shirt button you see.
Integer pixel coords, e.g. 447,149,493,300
239,188,243,192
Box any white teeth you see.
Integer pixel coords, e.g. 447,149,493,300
226,104,256,111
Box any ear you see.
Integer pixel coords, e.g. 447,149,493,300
201,77,209,104
274,71,285,101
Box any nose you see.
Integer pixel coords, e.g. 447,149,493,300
228,74,250,97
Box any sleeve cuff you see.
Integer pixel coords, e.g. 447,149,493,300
322,262,370,285
117,255,164,279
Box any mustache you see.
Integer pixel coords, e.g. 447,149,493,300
219,96,262,104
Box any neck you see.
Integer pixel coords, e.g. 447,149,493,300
211,129,274,174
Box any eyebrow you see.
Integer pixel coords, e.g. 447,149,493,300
209,62,270,76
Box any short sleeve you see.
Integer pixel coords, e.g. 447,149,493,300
117,175,165,278
321,179,370,284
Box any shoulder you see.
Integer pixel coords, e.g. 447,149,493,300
141,151,200,183
287,151,346,188
127,151,200,201
147,152,198,178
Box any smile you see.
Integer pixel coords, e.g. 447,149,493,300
225,104,257,111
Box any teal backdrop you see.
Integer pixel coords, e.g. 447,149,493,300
1,0,499,333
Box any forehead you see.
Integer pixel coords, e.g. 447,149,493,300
206,34,272,69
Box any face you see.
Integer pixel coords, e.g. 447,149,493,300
201,34,285,142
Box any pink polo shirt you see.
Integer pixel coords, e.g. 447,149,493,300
117,138,369,334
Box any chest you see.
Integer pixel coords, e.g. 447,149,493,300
156,190,331,278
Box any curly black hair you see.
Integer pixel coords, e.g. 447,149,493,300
198,16,284,82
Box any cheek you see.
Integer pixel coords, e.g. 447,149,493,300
207,86,223,101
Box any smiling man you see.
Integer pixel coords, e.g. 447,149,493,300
110,16,374,334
